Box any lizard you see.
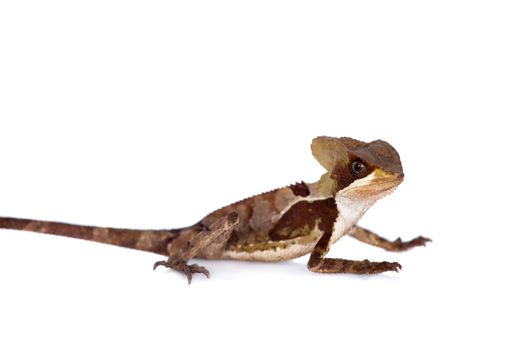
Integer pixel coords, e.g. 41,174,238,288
0,136,430,284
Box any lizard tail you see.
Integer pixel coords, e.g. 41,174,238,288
0,217,181,256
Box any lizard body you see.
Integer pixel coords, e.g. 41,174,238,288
0,136,430,283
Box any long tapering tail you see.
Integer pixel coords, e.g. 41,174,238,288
0,217,180,256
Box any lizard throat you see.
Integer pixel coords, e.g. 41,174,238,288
329,171,402,245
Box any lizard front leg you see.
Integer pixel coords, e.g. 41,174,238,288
308,230,401,274
154,212,239,284
349,226,431,252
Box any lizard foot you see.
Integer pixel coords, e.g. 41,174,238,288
358,259,402,274
388,236,432,252
153,256,210,284
308,258,402,274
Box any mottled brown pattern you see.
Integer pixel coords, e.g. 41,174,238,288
0,217,178,256
307,228,402,274
350,226,431,252
311,136,403,194
202,186,301,247
312,136,402,175
0,136,429,282
310,258,402,274
308,225,333,260
269,198,337,241
289,181,310,197
154,213,239,283
330,160,375,192
153,256,210,285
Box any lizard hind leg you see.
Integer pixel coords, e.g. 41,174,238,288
153,212,239,284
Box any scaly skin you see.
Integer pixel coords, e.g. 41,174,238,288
0,136,430,283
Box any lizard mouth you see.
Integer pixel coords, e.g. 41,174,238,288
340,169,404,198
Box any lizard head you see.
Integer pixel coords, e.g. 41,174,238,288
311,136,404,199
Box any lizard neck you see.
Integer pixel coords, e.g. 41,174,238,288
330,194,378,245
308,172,338,198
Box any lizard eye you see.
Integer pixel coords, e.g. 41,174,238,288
350,159,368,177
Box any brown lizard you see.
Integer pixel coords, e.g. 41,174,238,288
0,136,430,283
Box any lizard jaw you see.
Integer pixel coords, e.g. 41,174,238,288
337,169,403,201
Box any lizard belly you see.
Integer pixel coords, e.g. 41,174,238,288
221,228,324,262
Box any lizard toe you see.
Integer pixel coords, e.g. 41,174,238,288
153,258,210,284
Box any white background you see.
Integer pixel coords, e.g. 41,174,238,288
1,1,524,349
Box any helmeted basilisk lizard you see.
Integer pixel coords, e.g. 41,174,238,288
0,136,430,283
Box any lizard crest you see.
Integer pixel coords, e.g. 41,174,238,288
311,136,404,197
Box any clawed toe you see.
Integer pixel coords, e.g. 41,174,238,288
153,258,210,284
153,260,167,270
188,264,210,279
373,260,402,273
357,259,402,274
406,236,432,249
417,236,432,245
390,236,432,251
389,261,402,272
